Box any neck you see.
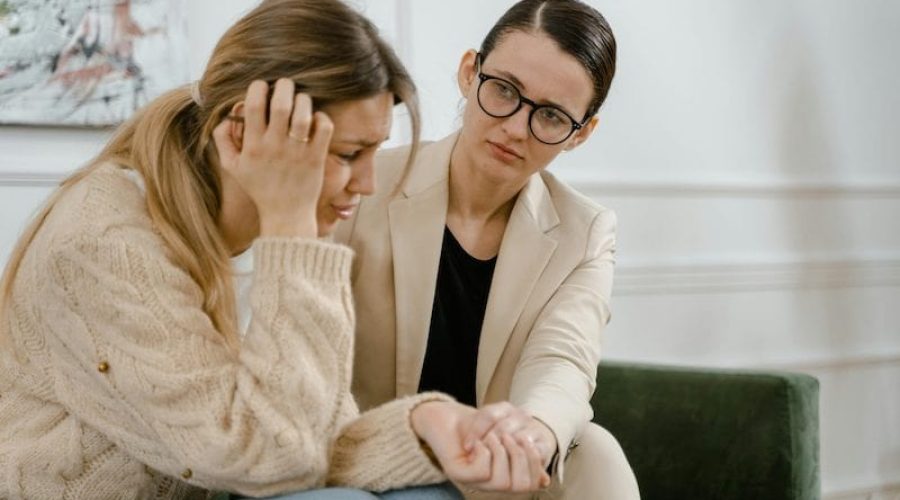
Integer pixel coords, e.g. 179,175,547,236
448,144,525,223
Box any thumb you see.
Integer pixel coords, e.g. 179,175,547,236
456,439,492,484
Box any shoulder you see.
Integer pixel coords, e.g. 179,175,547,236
539,170,616,236
56,163,147,217
41,163,159,251
374,143,419,191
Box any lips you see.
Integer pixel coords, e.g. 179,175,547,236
487,141,524,162
331,203,358,220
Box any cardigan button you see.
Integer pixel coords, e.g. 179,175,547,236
97,362,110,373
181,468,193,479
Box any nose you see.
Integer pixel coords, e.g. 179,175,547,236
348,157,376,196
500,104,530,141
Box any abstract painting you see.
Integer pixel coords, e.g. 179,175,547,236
0,0,189,127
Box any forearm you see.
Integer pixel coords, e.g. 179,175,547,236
327,393,449,491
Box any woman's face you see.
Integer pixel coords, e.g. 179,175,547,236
316,92,393,236
456,30,597,186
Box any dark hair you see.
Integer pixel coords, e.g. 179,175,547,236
479,0,616,120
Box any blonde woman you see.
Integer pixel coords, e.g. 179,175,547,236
0,1,549,499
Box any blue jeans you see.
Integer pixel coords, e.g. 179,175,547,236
379,482,462,499
242,482,462,500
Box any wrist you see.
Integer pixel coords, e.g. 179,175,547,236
410,401,446,469
409,400,443,439
531,417,559,466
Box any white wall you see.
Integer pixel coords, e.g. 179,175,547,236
1,1,898,498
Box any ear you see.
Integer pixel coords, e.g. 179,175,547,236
456,49,479,98
211,101,246,167
563,115,599,152
229,101,245,151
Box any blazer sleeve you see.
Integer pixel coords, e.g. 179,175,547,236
507,208,616,480
41,227,442,496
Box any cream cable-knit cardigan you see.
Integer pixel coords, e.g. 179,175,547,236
0,164,447,500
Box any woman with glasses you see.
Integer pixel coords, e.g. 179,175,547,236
335,0,640,498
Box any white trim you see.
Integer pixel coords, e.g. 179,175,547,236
569,179,900,198
757,351,900,372
605,351,900,374
614,257,900,295
0,172,64,188
824,481,900,500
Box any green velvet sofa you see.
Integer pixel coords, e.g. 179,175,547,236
591,362,821,500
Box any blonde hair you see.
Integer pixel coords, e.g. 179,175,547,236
0,0,420,348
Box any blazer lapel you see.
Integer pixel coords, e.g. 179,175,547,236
476,174,560,403
388,134,458,396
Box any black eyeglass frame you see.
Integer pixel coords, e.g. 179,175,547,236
474,53,589,145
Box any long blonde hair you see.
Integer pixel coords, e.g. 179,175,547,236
0,0,420,348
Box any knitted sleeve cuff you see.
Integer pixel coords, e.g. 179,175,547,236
328,392,452,491
253,238,353,283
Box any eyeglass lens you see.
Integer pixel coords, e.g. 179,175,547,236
478,77,575,144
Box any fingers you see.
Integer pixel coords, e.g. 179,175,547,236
288,93,313,144
305,111,333,165
484,432,510,490
503,433,533,492
518,434,551,490
243,78,315,149
463,402,513,451
266,78,295,140
515,428,553,467
459,403,556,493
242,80,269,150
223,79,330,236
494,412,529,436
448,439,492,484
469,432,546,493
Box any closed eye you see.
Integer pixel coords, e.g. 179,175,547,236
335,151,361,163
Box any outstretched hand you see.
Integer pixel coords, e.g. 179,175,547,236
461,401,557,469
411,401,550,493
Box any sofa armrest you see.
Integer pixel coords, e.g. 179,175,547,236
591,362,820,500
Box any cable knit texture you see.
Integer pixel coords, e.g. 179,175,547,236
0,164,446,499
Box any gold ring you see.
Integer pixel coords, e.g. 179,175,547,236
288,132,309,143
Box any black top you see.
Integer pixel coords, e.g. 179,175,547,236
418,226,497,406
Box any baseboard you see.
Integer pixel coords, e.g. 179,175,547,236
824,481,900,500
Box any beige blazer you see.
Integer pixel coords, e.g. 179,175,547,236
334,132,617,464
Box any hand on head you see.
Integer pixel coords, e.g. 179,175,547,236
411,400,553,494
212,78,333,239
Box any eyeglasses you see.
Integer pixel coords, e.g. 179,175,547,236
475,54,587,145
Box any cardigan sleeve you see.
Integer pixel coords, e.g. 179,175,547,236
508,208,616,481
41,226,442,497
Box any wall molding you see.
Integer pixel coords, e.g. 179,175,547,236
757,351,900,372
570,179,900,199
615,257,900,295
824,481,900,500
607,351,900,375
4,169,900,198
0,171,64,188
